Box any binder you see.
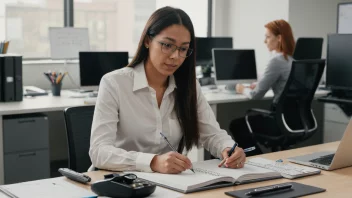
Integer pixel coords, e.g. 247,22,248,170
14,56,23,101
0,55,22,102
0,58,2,100
3,57,15,101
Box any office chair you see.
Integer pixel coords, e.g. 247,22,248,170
245,59,326,151
64,105,95,172
293,37,323,60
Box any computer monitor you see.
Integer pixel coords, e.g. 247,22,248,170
326,34,352,91
212,49,257,85
79,52,128,90
196,37,233,66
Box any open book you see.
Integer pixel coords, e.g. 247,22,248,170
128,159,282,193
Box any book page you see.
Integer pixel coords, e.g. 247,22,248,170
193,159,280,182
128,159,280,192
129,169,233,193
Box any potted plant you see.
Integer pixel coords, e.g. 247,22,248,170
202,65,212,78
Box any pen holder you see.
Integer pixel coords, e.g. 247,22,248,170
51,83,62,96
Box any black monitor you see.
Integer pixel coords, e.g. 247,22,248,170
212,49,257,85
326,34,352,91
196,37,233,65
79,52,128,87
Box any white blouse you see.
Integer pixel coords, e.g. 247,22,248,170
89,62,235,172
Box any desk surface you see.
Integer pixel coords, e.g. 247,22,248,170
0,89,329,115
77,141,348,198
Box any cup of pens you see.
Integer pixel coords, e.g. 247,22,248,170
44,71,67,96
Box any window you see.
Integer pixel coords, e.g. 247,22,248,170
74,0,208,56
0,0,64,58
156,0,208,37
1,0,209,59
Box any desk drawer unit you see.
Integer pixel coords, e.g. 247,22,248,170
4,149,50,184
324,103,350,124
2,114,50,184
3,114,49,153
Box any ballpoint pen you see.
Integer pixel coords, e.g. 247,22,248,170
245,183,293,196
218,143,237,167
160,132,195,173
218,145,256,167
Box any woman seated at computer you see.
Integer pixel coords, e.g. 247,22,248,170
230,19,296,156
89,6,246,174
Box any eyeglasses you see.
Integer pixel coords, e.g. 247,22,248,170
156,41,193,58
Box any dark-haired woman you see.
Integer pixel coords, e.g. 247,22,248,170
89,6,245,174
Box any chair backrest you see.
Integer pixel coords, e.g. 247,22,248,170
293,37,323,60
64,105,95,172
275,59,325,141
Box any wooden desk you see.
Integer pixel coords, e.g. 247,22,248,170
77,142,351,198
0,89,329,184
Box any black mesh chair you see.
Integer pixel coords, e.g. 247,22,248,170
64,105,95,172
293,37,323,60
245,59,326,151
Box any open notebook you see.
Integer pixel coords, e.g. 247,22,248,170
128,159,282,193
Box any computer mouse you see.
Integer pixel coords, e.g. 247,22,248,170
91,176,156,198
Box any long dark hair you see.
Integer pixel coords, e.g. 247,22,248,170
128,6,199,153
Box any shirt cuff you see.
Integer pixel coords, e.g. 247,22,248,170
218,140,236,160
135,153,156,172
243,88,253,99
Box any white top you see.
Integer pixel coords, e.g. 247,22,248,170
89,62,235,172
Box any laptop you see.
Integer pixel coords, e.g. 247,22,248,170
288,119,352,171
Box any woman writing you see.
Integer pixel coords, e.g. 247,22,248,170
89,6,245,174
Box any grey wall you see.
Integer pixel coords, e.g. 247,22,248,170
289,0,352,59
220,0,289,75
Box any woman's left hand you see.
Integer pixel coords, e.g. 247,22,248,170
221,147,246,169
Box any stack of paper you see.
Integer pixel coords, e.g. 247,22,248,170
0,177,96,198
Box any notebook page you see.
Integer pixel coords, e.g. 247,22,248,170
193,159,280,182
128,170,233,192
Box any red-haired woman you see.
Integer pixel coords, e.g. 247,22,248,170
231,19,296,156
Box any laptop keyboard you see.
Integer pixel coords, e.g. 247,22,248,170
309,154,335,166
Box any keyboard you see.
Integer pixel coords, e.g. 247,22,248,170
246,157,321,179
309,154,335,166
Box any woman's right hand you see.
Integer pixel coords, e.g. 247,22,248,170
250,82,257,89
150,151,192,174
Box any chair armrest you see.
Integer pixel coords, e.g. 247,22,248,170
245,108,274,134
246,108,274,116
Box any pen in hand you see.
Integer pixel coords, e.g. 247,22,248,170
218,143,238,167
160,132,195,173
218,145,256,167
